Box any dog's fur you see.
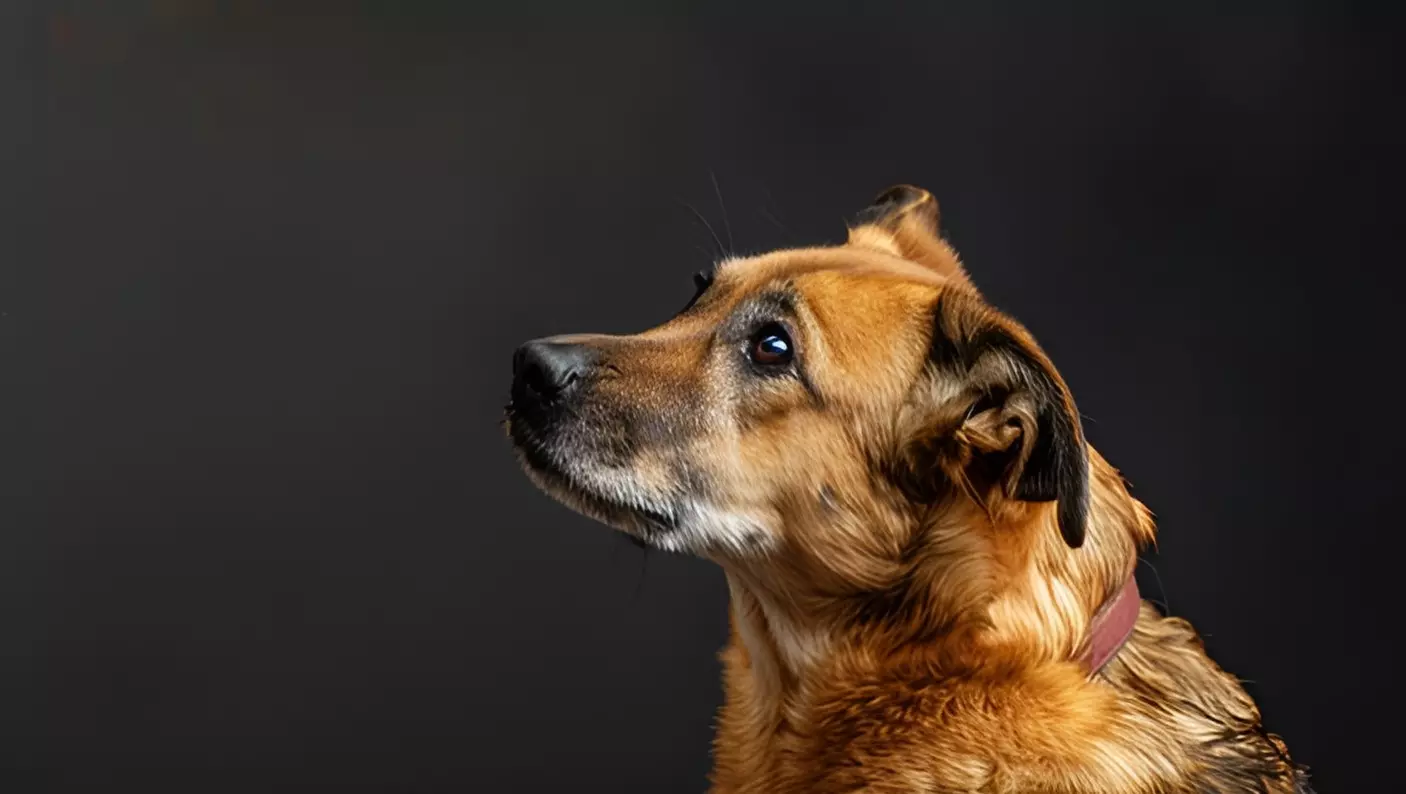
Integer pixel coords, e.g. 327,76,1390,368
506,186,1313,793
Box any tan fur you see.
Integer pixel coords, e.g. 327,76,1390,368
507,186,1309,793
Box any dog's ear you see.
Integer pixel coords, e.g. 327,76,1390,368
847,185,978,293
902,289,1089,548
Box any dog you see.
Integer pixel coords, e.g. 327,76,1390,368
505,186,1313,793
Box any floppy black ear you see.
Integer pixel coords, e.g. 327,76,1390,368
926,292,1090,548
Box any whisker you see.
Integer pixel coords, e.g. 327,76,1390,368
710,170,735,254
755,182,798,245
758,207,797,245
675,197,725,260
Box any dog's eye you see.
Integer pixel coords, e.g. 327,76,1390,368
749,323,794,367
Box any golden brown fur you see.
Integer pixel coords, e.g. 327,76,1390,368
506,186,1311,792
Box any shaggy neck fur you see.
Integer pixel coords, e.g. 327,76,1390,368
707,450,1309,794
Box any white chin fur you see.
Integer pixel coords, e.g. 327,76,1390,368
553,462,774,557
656,501,775,557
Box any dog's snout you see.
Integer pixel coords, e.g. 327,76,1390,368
512,339,596,405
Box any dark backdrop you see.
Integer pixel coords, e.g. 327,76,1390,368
5,3,1403,792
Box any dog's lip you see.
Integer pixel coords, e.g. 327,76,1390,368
631,504,677,533
505,410,677,536
534,462,679,537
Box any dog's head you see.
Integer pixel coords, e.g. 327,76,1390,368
507,187,1134,622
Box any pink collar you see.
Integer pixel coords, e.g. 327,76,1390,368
1084,576,1141,675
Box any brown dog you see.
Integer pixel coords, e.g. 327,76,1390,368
506,186,1313,793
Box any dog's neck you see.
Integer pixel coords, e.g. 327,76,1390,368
723,565,1140,710
708,459,1308,793
723,572,832,701
719,467,1153,711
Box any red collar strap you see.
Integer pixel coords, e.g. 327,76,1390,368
1083,575,1141,675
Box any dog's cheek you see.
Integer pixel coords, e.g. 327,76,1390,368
663,432,785,555
788,466,913,593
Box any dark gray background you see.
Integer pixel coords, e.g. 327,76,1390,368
4,2,1402,791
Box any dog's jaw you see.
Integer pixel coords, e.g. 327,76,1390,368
667,502,776,558
505,412,674,537
507,412,779,556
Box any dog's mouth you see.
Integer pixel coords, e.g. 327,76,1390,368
504,405,678,540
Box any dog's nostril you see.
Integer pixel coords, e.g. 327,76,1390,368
521,365,550,397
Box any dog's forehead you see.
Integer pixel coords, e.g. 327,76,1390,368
716,246,946,289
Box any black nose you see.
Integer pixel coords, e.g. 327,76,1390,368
512,339,596,404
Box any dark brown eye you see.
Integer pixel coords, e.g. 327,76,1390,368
749,323,794,367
